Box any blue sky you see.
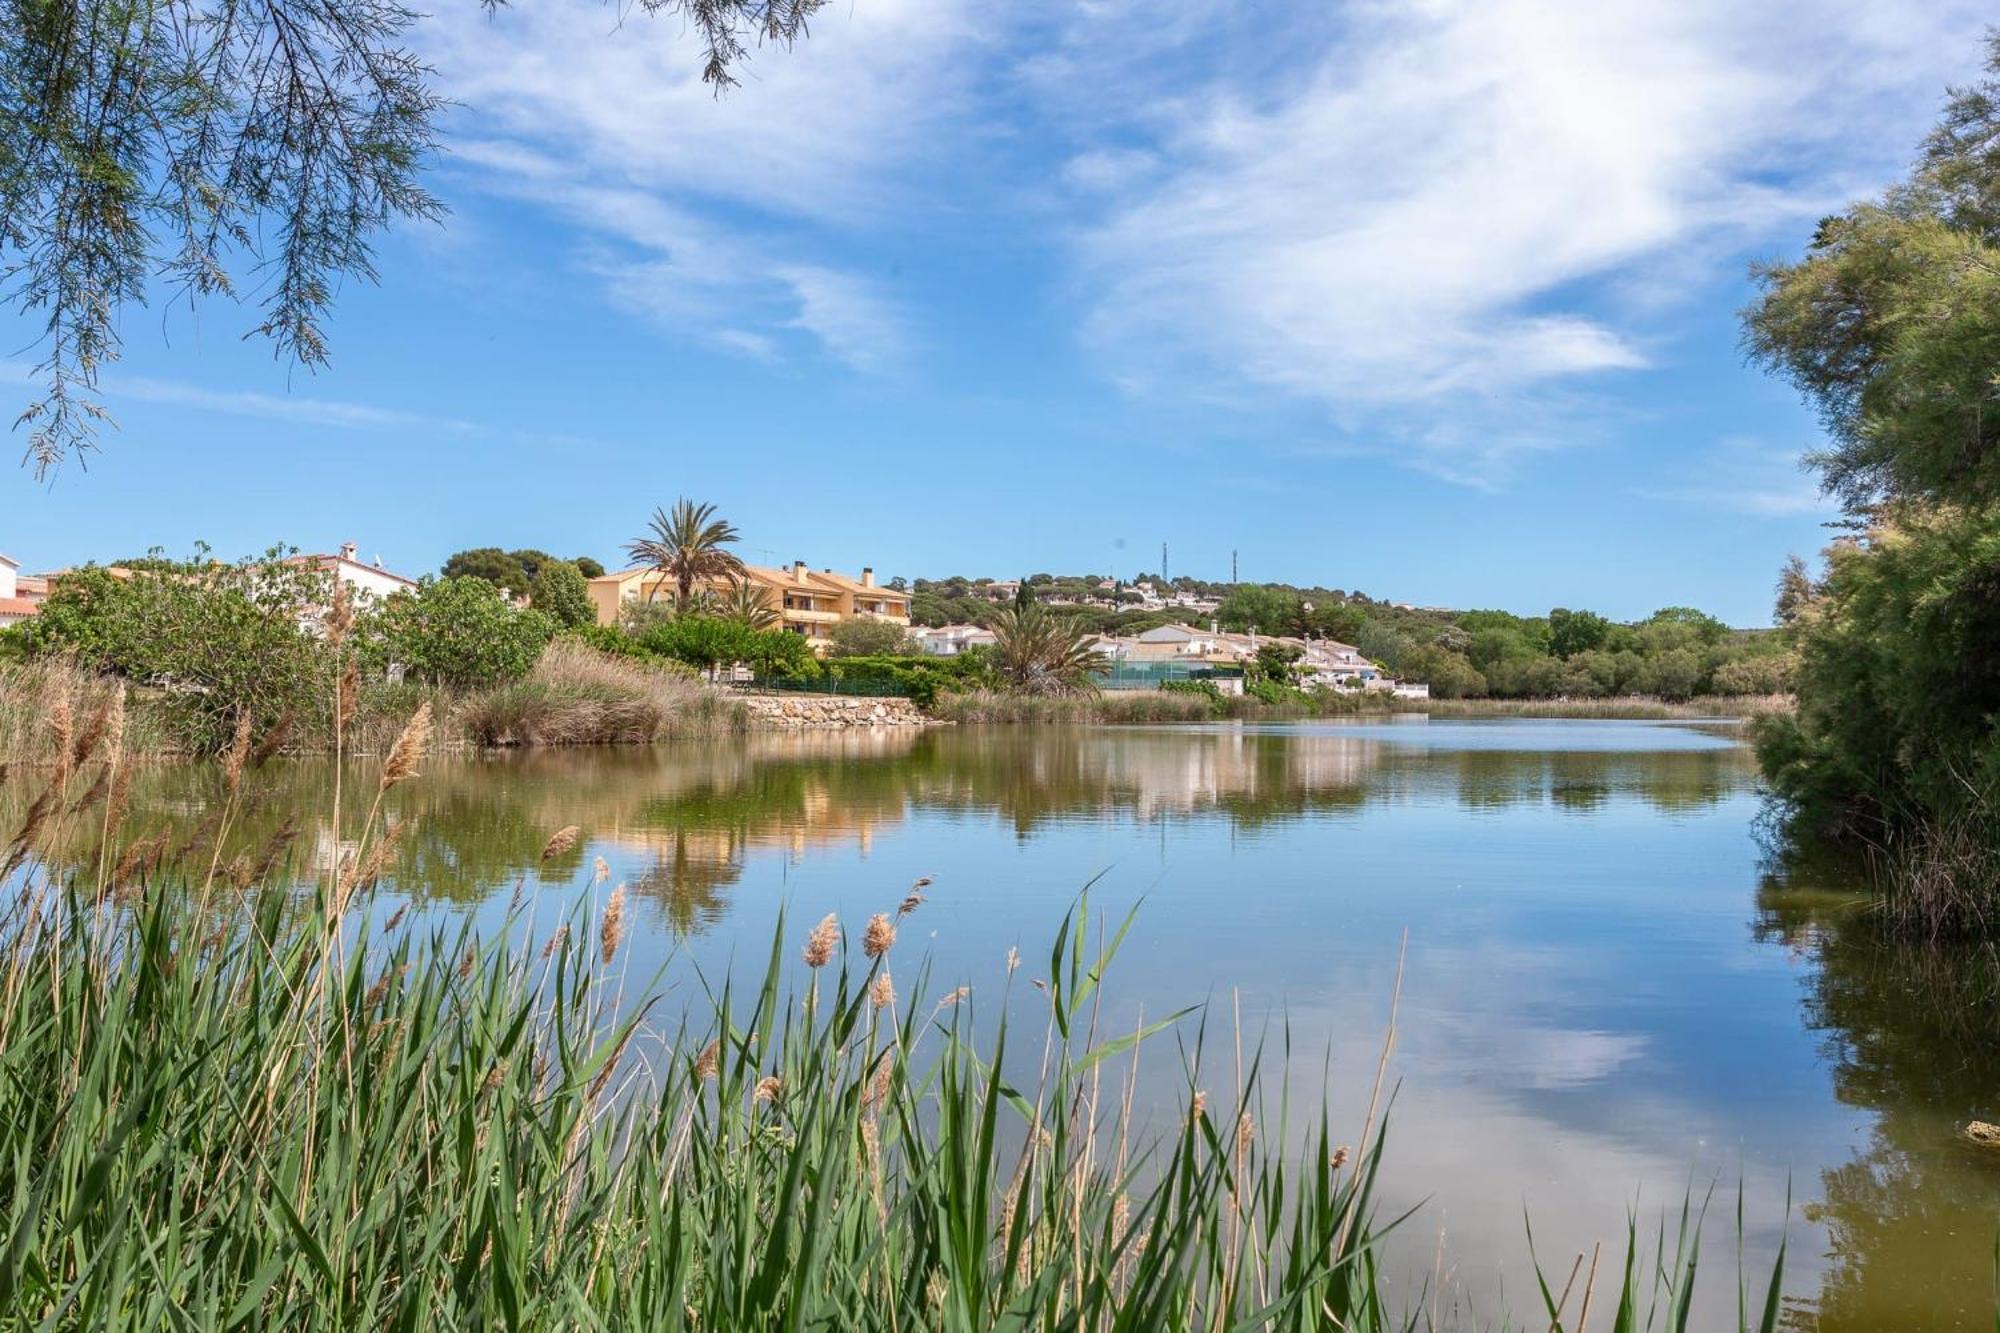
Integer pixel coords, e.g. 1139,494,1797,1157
3,0,1993,625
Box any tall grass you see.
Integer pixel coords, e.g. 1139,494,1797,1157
0,696,1810,1330
0,657,168,768
930,688,1382,726
461,638,745,747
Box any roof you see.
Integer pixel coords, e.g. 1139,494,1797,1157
0,553,18,569
810,569,909,602
287,553,419,587
0,597,39,618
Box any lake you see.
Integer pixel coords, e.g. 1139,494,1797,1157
9,716,1997,1325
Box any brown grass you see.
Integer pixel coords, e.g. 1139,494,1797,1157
462,640,745,747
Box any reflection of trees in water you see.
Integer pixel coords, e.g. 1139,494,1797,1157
633,832,742,936
1754,872,2000,1331
6,729,1758,929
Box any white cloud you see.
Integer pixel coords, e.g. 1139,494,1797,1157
0,363,478,434
113,378,481,435
1060,0,1994,484
420,0,978,370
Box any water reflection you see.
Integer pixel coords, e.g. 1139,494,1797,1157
1756,878,2000,1330
12,720,1994,1324
5,722,1753,903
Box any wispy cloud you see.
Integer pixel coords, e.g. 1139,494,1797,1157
1053,0,1992,485
0,362,478,434
419,0,974,372
1638,436,1832,517
115,378,480,434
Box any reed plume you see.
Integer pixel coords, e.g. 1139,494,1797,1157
600,884,627,963
870,969,895,1011
896,876,931,918
752,1075,783,1104
862,912,895,959
540,825,581,861
379,702,433,791
223,711,254,796
802,913,839,968
250,711,294,770
693,1040,720,1081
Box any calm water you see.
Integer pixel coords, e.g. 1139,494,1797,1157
13,718,2000,1325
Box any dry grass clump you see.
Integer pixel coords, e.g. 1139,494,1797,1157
463,639,745,747
0,657,171,766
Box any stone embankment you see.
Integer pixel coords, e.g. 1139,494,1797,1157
737,694,932,730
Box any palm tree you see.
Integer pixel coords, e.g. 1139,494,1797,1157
985,603,1107,696
718,575,778,630
625,499,745,611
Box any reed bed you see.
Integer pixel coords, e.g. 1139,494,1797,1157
458,639,747,747
0,698,1804,1331
929,689,1353,726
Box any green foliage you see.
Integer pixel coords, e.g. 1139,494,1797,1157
364,578,556,690
572,556,606,579
1744,34,2000,927
827,616,914,657
816,654,994,707
638,614,815,680
529,560,594,629
1251,641,1303,686
985,603,1107,696
625,499,745,612
17,549,335,753
1756,505,2000,845
1215,583,1303,635
1548,607,1610,658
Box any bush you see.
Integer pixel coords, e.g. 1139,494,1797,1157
364,577,556,690
827,617,914,657
530,560,595,629
18,551,336,754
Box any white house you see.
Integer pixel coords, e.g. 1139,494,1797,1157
0,553,35,629
288,542,418,607
913,624,997,657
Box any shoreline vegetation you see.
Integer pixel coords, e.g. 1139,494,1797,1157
0,705,1799,1329
0,649,1796,767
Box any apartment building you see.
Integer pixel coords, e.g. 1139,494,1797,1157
588,560,910,651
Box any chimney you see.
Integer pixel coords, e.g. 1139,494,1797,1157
339,541,357,562
792,560,808,583
861,567,875,587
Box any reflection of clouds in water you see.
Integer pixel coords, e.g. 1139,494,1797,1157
1442,1024,1649,1091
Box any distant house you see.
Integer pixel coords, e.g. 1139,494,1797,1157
913,624,997,657
0,553,35,629
588,560,911,654
287,542,418,605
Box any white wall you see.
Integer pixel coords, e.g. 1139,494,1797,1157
0,559,15,602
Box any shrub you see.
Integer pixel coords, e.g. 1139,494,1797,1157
530,560,595,629
827,617,913,657
18,550,336,754
363,577,556,689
